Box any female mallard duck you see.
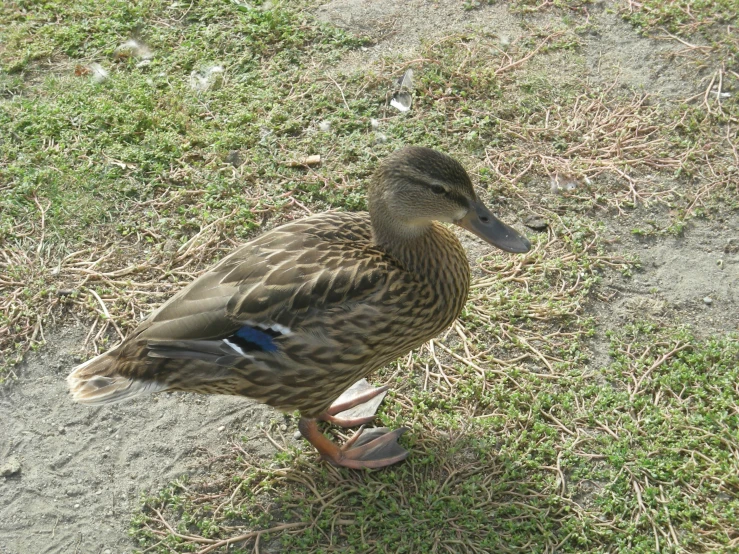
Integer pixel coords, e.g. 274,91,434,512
68,147,530,469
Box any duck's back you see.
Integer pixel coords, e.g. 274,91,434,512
68,211,470,417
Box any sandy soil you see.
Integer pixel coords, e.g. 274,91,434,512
0,327,278,554
1,1,736,553
598,213,738,336
586,213,739,376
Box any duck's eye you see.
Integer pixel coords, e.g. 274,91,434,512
429,185,447,195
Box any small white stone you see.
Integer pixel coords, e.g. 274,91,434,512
0,457,21,477
218,425,226,432
703,296,713,305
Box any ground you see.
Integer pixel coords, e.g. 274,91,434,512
0,1,737,553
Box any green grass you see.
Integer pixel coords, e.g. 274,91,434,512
1,0,371,371
622,0,738,37
131,325,739,553
2,0,739,552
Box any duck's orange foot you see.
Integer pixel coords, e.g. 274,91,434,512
320,378,389,427
299,418,409,469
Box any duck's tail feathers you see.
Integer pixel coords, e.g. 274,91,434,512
67,351,165,405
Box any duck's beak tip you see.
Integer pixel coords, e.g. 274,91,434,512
456,202,531,254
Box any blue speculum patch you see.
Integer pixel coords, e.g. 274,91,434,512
231,325,280,352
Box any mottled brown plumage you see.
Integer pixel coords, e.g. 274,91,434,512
68,147,530,468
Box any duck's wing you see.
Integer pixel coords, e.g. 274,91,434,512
133,212,405,368
68,213,433,408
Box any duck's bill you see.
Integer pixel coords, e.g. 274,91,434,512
456,201,531,254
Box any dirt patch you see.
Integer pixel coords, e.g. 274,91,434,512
0,326,278,554
317,0,694,102
316,0,523,70
601,211,738,334
584,211,738,378
584,10,699,98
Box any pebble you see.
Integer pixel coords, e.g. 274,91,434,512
225,150,243,168
293,431,302,440
0,457,21,477
218,425,226,432
523,216,548,232
703,296,713,305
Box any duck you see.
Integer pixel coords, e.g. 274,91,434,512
67,146,531,469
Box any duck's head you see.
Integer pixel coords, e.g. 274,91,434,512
370,146,531,254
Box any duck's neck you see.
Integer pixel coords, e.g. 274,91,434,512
369,190,470,296
369,190,429,269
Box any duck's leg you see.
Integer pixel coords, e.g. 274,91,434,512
319,378,389,427
298,418,409,469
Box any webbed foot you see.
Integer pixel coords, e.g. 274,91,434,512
320,378,389,427
299,418,409,469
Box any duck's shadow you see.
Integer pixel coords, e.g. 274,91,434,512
147,425,573,552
